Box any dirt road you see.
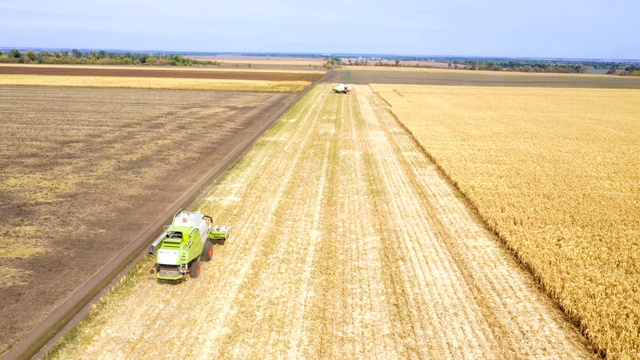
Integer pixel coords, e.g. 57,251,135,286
52,84,592,359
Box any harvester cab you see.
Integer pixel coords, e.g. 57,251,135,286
148,210,231,281
332,84,350,94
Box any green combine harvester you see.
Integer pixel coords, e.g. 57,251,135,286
332,84,350,93
148,210,231,281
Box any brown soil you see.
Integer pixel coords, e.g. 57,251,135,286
187,55,325,70
0,65,323,82
0,86,296,356
336,68,640,89
50,84,594,359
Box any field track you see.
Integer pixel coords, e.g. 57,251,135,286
51,84,592,359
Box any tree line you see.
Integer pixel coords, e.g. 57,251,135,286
606,64,640,76
458,60,586,73
342,55,640,76
0,49,219,66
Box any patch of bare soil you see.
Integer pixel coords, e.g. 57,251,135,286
0,86,295,356
50,85,593,359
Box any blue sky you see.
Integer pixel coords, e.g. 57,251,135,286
1,0,639,59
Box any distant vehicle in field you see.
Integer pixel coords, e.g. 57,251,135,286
332,84,350,94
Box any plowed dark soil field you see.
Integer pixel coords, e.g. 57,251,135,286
0,86,296,356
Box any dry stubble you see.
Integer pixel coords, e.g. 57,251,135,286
50,85,592,359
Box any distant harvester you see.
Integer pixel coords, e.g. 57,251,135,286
332,84,350,94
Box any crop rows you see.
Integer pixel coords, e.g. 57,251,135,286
49,84,590,359
373,84,640,359
0,74,310,92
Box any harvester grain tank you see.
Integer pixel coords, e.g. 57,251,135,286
148,210,231,281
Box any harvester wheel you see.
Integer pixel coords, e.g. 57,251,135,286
189,261,201,278
202,240,213,261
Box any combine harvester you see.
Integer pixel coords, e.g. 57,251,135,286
148,210,231,281
332,83,350,94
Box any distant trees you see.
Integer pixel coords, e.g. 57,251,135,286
25,50,38,62
345,58,368,66
323,57,341,69
620,65,640,76
471,60,585,73
170,55,189,66
0,49,220,66
340,55,638,75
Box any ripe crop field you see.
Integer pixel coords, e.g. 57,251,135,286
49,85,591,359
372,84,640,358
0,86,296,356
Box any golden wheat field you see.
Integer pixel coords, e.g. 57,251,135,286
0,74,310,92
372,84,640,359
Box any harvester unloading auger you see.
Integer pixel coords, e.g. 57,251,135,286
148,209,231,281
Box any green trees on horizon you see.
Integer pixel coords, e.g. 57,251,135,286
0,49,220,66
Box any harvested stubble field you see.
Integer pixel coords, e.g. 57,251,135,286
49,84,592,359
187,55,326,70
372,84,640,359
0,74,310,93
0,86,296,356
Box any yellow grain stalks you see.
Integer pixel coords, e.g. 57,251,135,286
0,74,310,93
372,84,640,359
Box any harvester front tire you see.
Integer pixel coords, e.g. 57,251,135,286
189,261,201,278
202,240,213,261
